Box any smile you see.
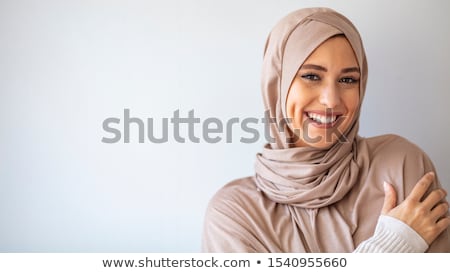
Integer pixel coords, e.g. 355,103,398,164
305,111,343,128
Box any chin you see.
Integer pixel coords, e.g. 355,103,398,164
293,130,341,149
293,118,353,148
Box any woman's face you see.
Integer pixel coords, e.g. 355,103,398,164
286,35,360,149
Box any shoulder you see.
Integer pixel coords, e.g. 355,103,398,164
205,176,261,216
202,176,267,252
359,134,429,161
358,134,438,197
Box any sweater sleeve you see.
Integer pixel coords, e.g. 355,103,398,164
354,215,428,253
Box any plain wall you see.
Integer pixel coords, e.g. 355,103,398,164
1,0,449,252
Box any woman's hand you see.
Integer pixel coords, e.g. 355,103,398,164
381,172,450,245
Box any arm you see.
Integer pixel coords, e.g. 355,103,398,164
201,201,259,252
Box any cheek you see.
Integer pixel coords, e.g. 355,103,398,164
286,86,298,119
286,81,313,124
343,90,360,116
286,92,309,127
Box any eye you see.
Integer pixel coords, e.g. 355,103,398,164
301,74,320,81
339,77,359,84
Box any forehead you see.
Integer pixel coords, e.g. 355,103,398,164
303,36,359,67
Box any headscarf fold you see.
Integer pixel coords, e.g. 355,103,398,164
254,7,368,208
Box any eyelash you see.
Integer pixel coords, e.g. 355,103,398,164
301,74,320,81
300,73,359,84
339,77,359,84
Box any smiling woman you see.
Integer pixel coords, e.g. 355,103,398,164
201,7,450,253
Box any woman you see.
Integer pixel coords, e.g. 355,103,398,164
201,7,450,252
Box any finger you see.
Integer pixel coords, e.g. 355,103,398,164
422,188,447,210
424,216,450,245
408,172,435,202
381,181,397,215
430,202,449,221
435,216,450,236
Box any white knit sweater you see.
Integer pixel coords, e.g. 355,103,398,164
354,215,428,252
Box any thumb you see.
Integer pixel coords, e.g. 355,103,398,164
381,181,397,215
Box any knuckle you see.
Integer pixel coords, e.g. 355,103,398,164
403,201,414,211
429,189,444,201
439,202,449,211
416,180,431,192
432,224,441,233
438,204,448,214
435,189,445,199
418,179,428,187
416,206,428,217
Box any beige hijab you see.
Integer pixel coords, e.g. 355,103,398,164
202,7,449,252
254,7,368,208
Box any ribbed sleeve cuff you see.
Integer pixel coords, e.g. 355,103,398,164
354,215,429,253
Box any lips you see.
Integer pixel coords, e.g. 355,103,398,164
304,111,343,128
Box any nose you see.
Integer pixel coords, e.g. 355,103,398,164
319,83,341,108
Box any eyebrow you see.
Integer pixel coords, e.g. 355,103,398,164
300,64,360,74
341,67,360,73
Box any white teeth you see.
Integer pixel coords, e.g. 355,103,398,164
307,112,337,124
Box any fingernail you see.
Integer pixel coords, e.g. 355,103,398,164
383,181,388,191
428,172,435,177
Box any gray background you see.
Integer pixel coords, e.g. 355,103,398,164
1,0,449,252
